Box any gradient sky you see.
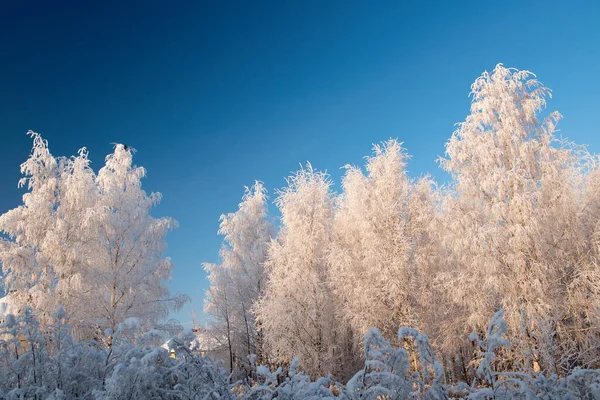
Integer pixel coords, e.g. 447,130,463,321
1,1,599,325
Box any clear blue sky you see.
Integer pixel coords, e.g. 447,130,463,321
1,1,599,324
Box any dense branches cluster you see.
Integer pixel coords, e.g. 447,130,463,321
0,137,187,346
0,306,232,399
205,64,600,385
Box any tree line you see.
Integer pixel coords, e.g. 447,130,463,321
2,63,600,397
204,64,600,383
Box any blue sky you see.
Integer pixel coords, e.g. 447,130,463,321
1,1,599,324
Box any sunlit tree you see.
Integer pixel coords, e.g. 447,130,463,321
256,164,339,377
439,64,586,373
204,182,274,370
0,134,186,345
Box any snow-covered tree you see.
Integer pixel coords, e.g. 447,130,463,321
0,134,186,346
42,146,100,340
0,132,61,320
567,160,600,369
329,140,440,343
204,261,236,371
255,164,339,377
204,182,274,372
439,64,587,374
86,144,187,345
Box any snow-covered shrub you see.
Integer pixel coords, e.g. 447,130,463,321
239,327,445,399
346,327,413,399
235,310,600,400
345,326,446,399
239,356,346,400
94,327,232,399
0,307,231,399
1,307,600,399
468,310,511,389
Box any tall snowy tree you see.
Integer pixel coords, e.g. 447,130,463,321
0,133,186,345
204,182,274,370
0,132,64,321
87,144,187,345
255,165,339,377
39,145,100,339
330,140,439,341
439,64,586,374
567,160,600,369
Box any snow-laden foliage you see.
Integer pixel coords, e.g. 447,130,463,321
0,134,188,344
254,164,341,378
234,310,600,400
0,307,230,399
204,182,274,372
204,64,600,386
4,63,600,397
329,140,442,358
0,307,595,399
438,64,598,375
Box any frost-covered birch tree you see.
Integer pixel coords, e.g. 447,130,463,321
204,261,236,370
0,132,61,320
87,144,187,345
255,164,339,377
218,182,274,363
439,64,587,374
204,182,274,370
568,160,600,369
329,140,440,341
0,133,186,345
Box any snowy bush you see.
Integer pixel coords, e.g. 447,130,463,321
238,310,600,400
0,307,230,399
1,306,600,398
